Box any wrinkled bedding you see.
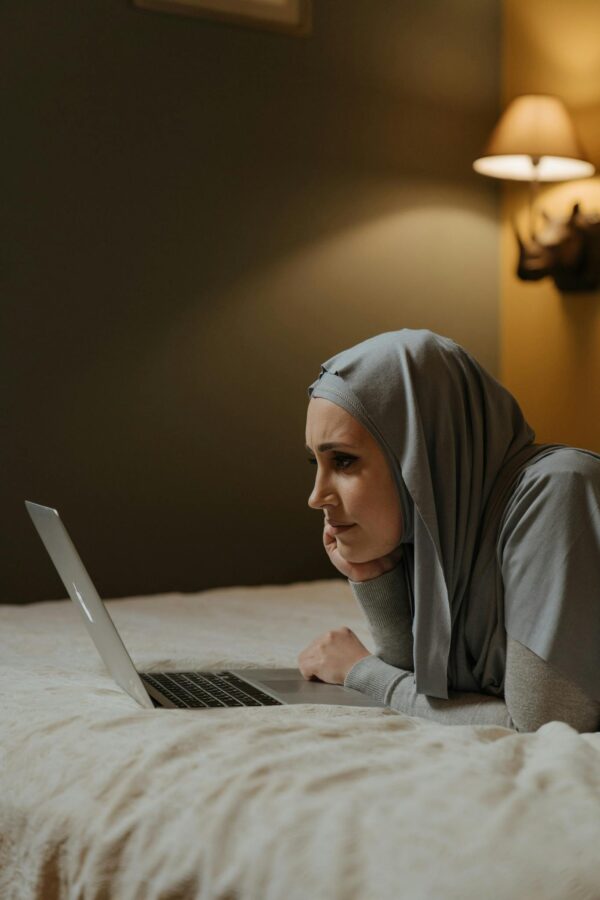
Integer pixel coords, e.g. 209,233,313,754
2,578,600,900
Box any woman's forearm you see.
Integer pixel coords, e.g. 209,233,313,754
348,563,414,671
345,654,515,729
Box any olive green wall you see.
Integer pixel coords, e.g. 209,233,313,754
2,0,500,602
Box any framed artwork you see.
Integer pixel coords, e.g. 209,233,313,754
132,0,312,36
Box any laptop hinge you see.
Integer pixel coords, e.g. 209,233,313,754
140,677,175,709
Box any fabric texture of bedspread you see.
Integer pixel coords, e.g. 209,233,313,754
2,579,600,900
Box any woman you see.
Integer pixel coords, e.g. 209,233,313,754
298,329,600,733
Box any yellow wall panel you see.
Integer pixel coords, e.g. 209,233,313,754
501,0,600,451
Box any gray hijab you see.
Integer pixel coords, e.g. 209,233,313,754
307,329,569,700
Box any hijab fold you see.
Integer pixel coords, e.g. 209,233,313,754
307,330,568,699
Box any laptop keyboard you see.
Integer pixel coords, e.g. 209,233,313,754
140,671,283,708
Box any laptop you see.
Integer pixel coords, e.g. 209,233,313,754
25,501,386,711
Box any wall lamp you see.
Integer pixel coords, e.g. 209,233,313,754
473,94,600,292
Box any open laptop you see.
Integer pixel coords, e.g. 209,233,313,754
25,501,386,711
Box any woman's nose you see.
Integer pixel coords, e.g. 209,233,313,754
307,488,321,510
308,473,334,510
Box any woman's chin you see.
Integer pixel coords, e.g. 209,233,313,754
339,546,374,565
339,542,391,565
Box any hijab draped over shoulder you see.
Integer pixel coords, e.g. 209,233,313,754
307,329,571,700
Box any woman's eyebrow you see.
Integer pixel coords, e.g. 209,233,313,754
304,442,356,452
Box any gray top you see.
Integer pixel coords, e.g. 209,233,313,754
344,561,600,732
308,329,600,701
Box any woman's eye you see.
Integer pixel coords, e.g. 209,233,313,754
307,455,356,470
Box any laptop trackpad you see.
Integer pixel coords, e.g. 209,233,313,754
260,679,349,700
254,677,384,708
261,679,314,694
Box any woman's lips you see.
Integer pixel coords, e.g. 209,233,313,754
327,523,356,535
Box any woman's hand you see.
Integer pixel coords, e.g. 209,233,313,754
298,627,371,684
323,522,404,583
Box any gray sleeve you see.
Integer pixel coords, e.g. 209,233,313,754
347,568,600,733
498,460,600,713
345,653,516,728
504,636,600,733
348,562,414,671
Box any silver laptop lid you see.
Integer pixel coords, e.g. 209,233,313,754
25,501,154,709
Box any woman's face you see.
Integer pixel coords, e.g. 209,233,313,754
305,397,403,563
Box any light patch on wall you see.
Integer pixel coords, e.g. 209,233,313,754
154,179,500,387
132,0,311,35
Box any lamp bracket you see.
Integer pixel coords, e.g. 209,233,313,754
513,202,600,292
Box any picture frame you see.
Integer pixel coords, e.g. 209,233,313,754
132,0,312,36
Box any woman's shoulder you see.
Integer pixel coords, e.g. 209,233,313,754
499,445,600,548
514,446,600,497
524,446,600,480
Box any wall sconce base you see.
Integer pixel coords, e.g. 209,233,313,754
514,203,600,293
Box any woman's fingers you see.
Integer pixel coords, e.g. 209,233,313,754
323,524,337,552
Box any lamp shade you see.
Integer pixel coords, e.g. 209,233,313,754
473,94,595,181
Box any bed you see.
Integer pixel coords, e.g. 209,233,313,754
2,578,600,900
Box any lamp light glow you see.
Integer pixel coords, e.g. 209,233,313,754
472,94,595,183
473,154,594,182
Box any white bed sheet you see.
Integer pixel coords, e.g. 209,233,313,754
2,578,600,900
